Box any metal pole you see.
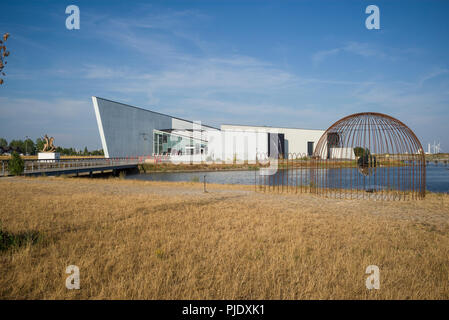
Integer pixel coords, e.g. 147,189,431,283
203,175,207,193
25,136,29,155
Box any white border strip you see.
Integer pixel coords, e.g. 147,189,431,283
92,96,110,158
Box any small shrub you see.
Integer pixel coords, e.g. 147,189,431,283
353,147,370,157
119,171,126,179
191,176,200,182
8,152,24,176
138,164,146,173
0,222,43,252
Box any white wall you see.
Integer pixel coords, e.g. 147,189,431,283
329,147,356,160
206,129,269,162
220,125,324,156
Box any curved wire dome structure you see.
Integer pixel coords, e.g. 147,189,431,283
311,112,426,200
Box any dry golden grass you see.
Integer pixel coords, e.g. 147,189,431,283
0,176,448,299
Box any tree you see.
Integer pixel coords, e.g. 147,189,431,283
23,138,35,155
91,149,104,156
8,152,24,175
35,138,44,153
2,136,104,157
0,33,10,85
0,138,8,154
353,147,370,157
0,138,7,149
9,139,25,154
354,146,376,169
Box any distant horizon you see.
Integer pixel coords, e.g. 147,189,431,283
1,0,448,151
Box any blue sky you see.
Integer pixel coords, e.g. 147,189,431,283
1,0,448,151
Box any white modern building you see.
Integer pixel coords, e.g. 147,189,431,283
221,124,325,157
92,96,325,162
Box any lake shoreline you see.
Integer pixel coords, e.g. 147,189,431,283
127,164,449,193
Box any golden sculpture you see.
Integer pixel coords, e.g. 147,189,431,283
42,134,56,152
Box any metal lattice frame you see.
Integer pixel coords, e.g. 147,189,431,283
311,112,425,200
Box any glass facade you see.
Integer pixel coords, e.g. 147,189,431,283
153,129,207,155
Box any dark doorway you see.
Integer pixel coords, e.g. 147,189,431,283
307,141,314,156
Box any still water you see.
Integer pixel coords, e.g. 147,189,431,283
126,164,449,193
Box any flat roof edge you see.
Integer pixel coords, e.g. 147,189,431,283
221,123,324,131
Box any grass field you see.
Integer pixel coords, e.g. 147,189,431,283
0,176,448,299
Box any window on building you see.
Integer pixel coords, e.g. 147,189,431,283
153,129,207,156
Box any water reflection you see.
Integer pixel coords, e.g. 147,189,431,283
126,164,449,193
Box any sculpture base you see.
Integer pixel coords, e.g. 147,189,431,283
38,152,60,162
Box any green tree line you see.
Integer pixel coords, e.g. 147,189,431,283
0,137,104,156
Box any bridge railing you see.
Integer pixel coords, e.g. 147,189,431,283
0,156,145,176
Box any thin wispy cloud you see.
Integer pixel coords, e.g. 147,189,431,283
312,41,388,64
418,68,449,87
1,1,448,151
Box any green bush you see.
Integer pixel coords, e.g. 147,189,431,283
8,152,24,175
0,221,43,252
353,147,370,157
